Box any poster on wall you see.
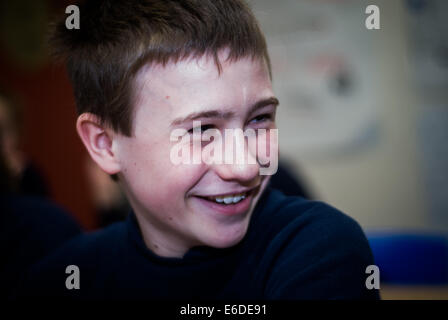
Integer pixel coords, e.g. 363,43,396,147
253,0,382,160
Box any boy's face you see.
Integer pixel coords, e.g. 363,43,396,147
113,52,278,257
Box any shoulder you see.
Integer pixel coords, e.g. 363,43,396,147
12,221,126,299
41,221,126,270
253,188,366,244
252,188,378,299
45,220,126,260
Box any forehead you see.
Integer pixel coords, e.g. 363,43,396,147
136,53,270,90
132,53,273,123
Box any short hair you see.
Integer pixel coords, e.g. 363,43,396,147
50,0,271,136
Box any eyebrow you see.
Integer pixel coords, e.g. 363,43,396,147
170,97,279,127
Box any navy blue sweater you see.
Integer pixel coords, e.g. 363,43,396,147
15,188,379,300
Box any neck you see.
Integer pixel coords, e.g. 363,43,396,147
131,206,199,258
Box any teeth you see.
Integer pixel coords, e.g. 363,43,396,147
209,193,247,205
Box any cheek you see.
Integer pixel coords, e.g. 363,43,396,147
126,148,205,205
256,129,278,161
118,133,207,210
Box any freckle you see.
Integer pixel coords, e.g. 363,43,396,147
153,244,158,249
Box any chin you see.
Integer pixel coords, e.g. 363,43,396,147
204,223,250,249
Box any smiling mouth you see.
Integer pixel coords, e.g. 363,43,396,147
204,192,247,205
193,187,260,216
197,189,255,205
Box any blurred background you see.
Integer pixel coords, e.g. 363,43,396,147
1,0,447,299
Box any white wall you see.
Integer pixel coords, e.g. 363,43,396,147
251,0,436,231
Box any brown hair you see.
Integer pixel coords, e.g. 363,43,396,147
50,0,271,136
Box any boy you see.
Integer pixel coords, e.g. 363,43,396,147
16,0,379,299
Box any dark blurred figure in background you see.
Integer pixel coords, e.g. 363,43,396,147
0,89,49,197
270,160,313,199
0,90,82,299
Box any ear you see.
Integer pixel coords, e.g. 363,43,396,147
76,113,121,175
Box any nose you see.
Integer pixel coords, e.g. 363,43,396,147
212,133,260,183
214,159,260,183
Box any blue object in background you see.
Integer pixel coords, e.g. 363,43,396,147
367,232,448,285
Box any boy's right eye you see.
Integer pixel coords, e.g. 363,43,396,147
188,124,215,134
